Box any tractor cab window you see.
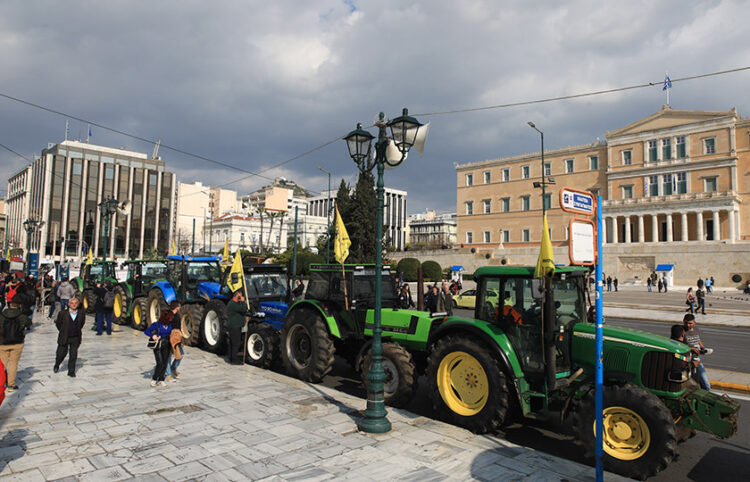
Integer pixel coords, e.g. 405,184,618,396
127,264,138,283
166,260,182,286
88,263,114,280
247,272,288,299
552,276,585,327
352,271,399,308
141,262,167,281
186,261,220,284
306,271,330,300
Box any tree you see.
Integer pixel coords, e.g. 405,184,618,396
274,247,324,276
396,258,421,282
348,171,377,263
422,260,442,282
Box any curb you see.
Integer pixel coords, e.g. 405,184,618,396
710,380,750,394
601,314,749,328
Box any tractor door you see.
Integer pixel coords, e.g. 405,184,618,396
549,275,586,375
165,259,182,299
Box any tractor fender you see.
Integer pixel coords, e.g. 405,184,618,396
119,281,133,298
73,277,84,292
286,300,342,339
152,281,177,304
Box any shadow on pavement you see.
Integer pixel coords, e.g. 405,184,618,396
685,445,750,480
0,428,28,473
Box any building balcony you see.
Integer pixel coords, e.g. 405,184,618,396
604,190,739,212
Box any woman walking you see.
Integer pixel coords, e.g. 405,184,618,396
685,287,696,314
145,310,174,387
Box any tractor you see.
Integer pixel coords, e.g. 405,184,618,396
113,259,168,329
71,260,118,313
145,255,224,346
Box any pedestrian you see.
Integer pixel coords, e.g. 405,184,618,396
399,284,414,309
292,279,305,301
647,277,652,292
658,278,663,293
663,276,668,293
94,280,115,336
696,285,706,315
226,289,249,365
613,277,618,292
54,297,85,377
0,274,7,311
697,277,704,289
708,276,715,293
685,288,696,313
47,275,59,319
145,309,174,387
164,301,183,382
425,285,439,313
439,284,454,316
0,300,33,391
683,314,711,390
56,277,75,313
606,276,612,292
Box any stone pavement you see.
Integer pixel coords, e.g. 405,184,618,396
0,312,629,481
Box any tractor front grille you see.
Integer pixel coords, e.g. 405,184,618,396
641,350,690,392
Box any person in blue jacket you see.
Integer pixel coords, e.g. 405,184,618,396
145,310,174,387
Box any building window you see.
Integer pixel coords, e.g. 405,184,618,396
466,174,473,186
565,159,574,173
465,201,473,215
502,168,510,182
662,138,672,159
483,171,491,184
704,177,718,192
483,231,491,243
622,185,633,199
676,136,686,158
647,175,659,196
543,194,551,210
676,172,687,194
522,165,530,179
502,230,510,243
501,197,510,212
622,150,632,165
466,232,473,244
648,140,657,162
589,155,599,170
663,174,674,195
704,137,716,154
522,229,530,242
543,163,551,176
521,196,530,211
483,199,491,214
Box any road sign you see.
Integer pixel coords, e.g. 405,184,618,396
28,253,39,277
560,187,594,215
569,219,596,265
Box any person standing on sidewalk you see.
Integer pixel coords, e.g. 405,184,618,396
54,297,84,377
683,314,711,391
226,290,249,365
0,301,32,391
658,278,663,293
685,287,696,314
145,309,174,387
93,281,115,335
56,278,75,314
613,277,618,292
164,301,183,382
647,277,652,292
663,275,669,293
696,285,706,315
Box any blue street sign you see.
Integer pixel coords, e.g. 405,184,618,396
28,253,39,277
560,188,594,215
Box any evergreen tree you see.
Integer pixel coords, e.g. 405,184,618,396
349,171,377,263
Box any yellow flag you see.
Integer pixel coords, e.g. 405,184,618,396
170,239,177,255
4,248,9,260
334,206,351,264
226,250,245,294
86,247,93,266
534,214,555,278
222,238,229,263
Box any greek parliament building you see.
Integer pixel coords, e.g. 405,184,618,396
6,140,176,261
455,107,750,286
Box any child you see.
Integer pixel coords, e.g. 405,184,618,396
145,310,174,387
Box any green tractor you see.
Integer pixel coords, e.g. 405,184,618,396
282,264,740,479
113,259,168,329
71,260,119,313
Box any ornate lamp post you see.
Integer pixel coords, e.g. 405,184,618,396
318,166,332,263
99,198,119,282
528,122,555,217
344,108,424,433
22,218,42,276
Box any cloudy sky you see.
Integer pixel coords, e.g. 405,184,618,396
2,0,749,214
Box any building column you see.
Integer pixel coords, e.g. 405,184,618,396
666,213,673,242
611,217,618,244
602,216,607,244
713,211,720,241
728,210,736,243
124,166,134,258
681,212,688,241
624,216,631,243
651,214,659,242
696,211,703,241
637,215,645,243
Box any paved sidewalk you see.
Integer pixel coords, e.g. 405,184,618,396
0,313,627,481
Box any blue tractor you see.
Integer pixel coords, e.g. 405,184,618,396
146,255,225,346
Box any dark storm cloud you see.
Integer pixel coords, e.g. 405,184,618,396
1,0,749,212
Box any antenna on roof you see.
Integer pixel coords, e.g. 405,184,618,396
152,139,161,159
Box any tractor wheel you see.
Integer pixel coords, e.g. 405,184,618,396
180,304,203,347
360,343,417,408
245,322,280,369
572,383,677,480
131,297,149,331
112,285,130,325
201,300,228,354
280,309,334,382
146,289,167,326
426,335,509,433
83,289,96,314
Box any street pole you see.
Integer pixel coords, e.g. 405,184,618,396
292,206,298,290
595,196,604,482
318,167,331,264
192,218,196,255
210,213,213,254
541,131,546,217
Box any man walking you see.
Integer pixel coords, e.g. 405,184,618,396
438,284,454,316
683,314,711,390
226,290,249,365
54,297,85,377
0,301,32,391
93,281,115,335
56,277,75,313
695,285,706,315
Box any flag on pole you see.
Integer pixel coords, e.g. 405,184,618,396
86,247,93,266
222,238,229,264
88,124,92,142
226,249,245,294
170,239,177,255
4,248,8,260
334,206,351,264
662,75,672,91
534,214,555,278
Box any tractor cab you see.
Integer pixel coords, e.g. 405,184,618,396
80,261,117,283
165,255,222,302
124,260,167,295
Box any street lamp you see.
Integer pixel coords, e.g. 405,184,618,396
344,108,425,434
22,218,43,276
318,167,332,264
99,198,119,282
527,122,555,218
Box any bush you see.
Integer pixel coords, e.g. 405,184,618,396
422,260,442,282
396,258,421,282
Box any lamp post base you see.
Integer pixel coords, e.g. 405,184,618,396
357,413,392,434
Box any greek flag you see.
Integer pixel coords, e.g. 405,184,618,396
663,76,672,91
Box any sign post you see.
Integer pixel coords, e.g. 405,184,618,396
594,196,604,482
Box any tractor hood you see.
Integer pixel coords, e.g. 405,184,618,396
573,322,689,356
197,281,223,301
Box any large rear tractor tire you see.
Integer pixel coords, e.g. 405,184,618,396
83,289,96,314
146,289,167,326
360,343,417,408
280,309,334,382
180,304,203,347
131,297,149,331
245,322,280,369
426,335,509,433
112,285,130,325
572,383,677,480
201,300,228,354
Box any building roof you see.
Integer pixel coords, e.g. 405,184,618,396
606,106,738,138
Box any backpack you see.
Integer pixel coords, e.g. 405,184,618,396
103,290,116,309
5,284,18,303
1,313,26,345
